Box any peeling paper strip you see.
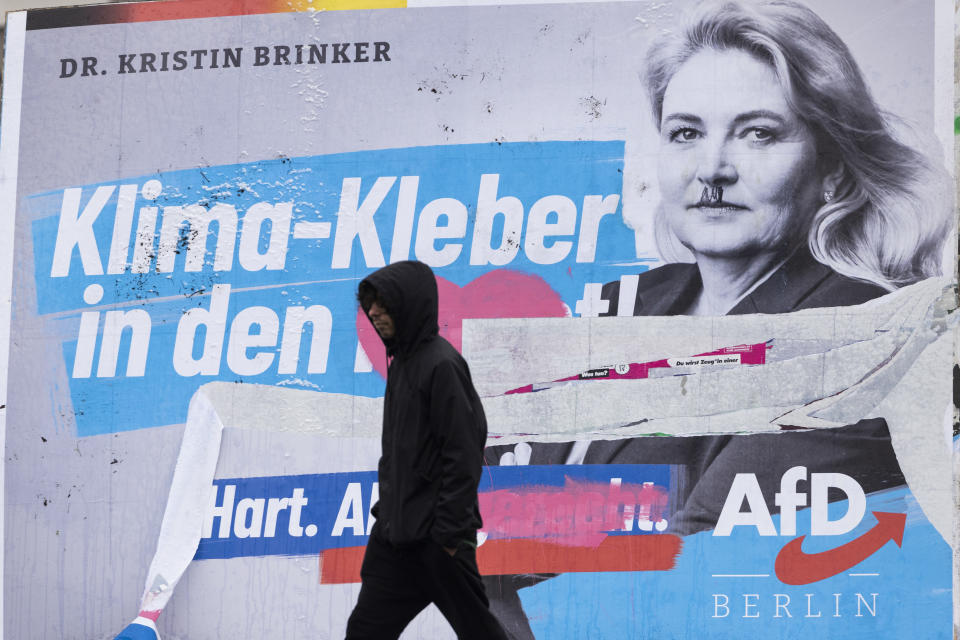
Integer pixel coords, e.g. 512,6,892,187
200,382,383,437
464,278,948,397
461,279,950,437
505,342,767,394
866,332,954,544
138,391,225,615
480,300,951,440
787,286,956,425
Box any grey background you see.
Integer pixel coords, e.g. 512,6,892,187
4,1,939,638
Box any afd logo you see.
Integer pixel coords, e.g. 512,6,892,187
713,466,905,585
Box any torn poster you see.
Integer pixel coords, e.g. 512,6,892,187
0,0,954,638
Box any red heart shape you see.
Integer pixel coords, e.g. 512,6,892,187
356,269,568,378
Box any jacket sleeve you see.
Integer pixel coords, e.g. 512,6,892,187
428,358,485,548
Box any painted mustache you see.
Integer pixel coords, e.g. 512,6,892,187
699,185,723,206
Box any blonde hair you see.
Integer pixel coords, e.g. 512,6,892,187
645,0,951,290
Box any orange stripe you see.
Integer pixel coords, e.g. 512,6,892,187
319,535,683,584
125,0,272,22
27,0,404,30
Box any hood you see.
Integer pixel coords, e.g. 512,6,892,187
360,260,439,358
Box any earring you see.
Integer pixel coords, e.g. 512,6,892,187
823,190,835,202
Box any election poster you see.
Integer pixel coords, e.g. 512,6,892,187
0,0,955,638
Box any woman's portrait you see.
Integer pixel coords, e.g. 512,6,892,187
606,0,951,317
485,1,951,637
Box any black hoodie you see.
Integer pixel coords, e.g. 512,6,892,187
360,261,486,548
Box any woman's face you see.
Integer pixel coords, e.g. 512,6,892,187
657,48,824,261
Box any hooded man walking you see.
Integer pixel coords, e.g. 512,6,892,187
345,261,508,640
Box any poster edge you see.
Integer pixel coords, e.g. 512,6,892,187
0,9,27,638
935,1,959,636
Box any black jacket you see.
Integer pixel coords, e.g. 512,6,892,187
600,248,889,316
361,261,486,548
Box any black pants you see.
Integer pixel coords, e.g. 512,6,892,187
345,534,509,640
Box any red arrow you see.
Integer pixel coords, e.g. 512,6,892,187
774,511,905,585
